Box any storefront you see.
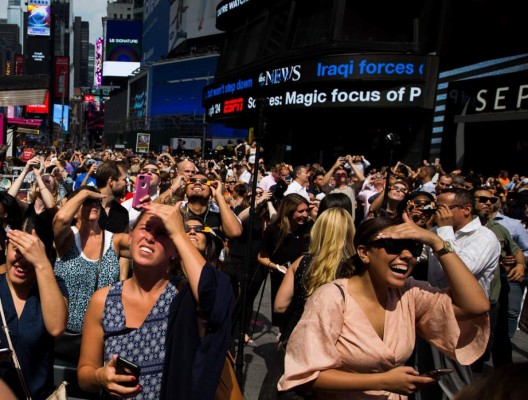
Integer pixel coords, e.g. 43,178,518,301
432,54,528,175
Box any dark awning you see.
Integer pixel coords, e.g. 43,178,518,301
0,74,49,106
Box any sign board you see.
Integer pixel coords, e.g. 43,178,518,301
136,132,151,153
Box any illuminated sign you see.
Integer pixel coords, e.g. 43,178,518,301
27,1,51,37
223,98,244,113
84,95,95,103
25,36,50,75
94,37,103,86
103,20,142,77
26,91,49,114
203,54,439,121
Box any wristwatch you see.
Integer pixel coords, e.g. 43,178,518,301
434,240,454,257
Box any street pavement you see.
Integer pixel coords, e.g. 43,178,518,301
237,279,528,400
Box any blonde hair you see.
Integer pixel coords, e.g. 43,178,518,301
28,173,61,206
304,207,356,296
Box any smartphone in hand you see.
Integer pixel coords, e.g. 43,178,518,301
132,174,151,209
420,368,454,378
115,356,140,387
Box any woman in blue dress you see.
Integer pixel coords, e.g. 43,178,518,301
78,202,233,399
0,219,68,399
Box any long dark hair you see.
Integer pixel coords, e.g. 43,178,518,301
0,192,23,230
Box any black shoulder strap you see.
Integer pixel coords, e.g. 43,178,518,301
333,282,346,302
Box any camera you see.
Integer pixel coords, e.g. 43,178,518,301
270,179,288,205
33,163,40,169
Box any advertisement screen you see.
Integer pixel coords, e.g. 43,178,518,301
26,91,49,114
103,20,142,77
142,0,170,63
54,56,69,102
53,104,69,133
94,37,103,86
27,1,51,37
25,36,50,75
168,0,222,52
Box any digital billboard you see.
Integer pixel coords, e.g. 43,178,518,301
53,104,69,133
103,20,142,77
27,0,51,37
54,56,69,102
203,54,439,121
26,92,50,114
168,0,222,52
142,0,170,63
94,37,103,86
25,36,50,75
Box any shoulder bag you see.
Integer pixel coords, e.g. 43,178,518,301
0,294,68,400
55,230,105,365
214,350,243,400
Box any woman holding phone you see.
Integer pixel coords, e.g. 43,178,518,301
278,216,490,399
78,202,233,399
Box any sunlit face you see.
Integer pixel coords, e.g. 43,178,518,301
185,220,207,253
130,214,176,268
290,202,309,226
388,183,408,200
406,195,436,227
474,189,498,218
6,241,35,285
178,161,196,180
436,176,453,193
111,168,128,198
185,174,212,200
359,228,419,288
142,164,160,189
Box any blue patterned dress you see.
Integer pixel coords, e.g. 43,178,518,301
54,227,120,332
101,279,178,400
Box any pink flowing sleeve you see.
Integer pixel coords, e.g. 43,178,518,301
278,282,345,391
410,279,490,365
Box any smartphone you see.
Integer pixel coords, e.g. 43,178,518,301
420,368,454,378
132,174,151,209
434,158,440,166
115,356,140,387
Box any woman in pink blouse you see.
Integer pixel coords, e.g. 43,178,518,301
278,215,490,400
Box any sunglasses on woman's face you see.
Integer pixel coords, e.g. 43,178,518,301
83,198,102,207
184,224,204,233
368,239,423,258
390,186,408,194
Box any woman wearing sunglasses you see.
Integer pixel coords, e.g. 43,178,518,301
278,215,490,399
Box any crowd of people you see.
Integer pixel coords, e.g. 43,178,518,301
0,144,526,399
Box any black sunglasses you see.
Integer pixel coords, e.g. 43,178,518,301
184,224,204,233
390,186,408,194
143,168,160,174
368,239,423,258
475,196,498,204
84,198,102,207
